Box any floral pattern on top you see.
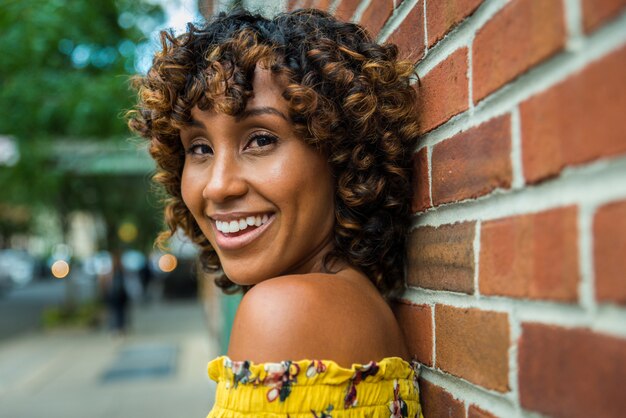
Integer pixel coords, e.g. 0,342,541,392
209,356,422,418
344,361,380,408
389,379,409,418
311,404,334,418
264,361,301,402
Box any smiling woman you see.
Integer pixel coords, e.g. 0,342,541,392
128,7,423,418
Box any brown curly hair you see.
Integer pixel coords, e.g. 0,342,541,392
128,8,420,297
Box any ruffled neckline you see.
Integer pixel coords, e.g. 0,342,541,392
207,355,420,386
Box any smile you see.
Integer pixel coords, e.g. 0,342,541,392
215,214,270,233
211,213,274,251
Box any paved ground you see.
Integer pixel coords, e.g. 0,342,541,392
0,300,218,418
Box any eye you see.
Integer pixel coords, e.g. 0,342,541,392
246,133,278,150
186,143,213,156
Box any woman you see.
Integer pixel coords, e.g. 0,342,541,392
129,7,422,417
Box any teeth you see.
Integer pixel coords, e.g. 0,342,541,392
216,214,271,234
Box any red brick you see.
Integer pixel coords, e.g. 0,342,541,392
427,0,483,46
519,323,626,418
521,45,626,183
473,0,566,102
407,222,475,293
581,0,626,33
416,47,469,133
479,206,579,302
334,0,361,22
387,4,425,63
436,305,509,392
594,200,626,305
431,115,512,205
316,0,332,11
360,0,394,37
412,148,431,212
468,405,498,418
393,301,433,366
418,378,466,418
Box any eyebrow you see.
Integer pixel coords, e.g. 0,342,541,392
235,106,289,122
187,106,289,129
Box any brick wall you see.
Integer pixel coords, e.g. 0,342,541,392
285,1,626,417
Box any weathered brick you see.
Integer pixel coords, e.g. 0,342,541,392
436,305,509,392
581,0,626,33
416,48,469,133
360,0,394,37
468,405,498,418
407,222,475,293
519,323,626,418
431,115,512,205
334,0,361,21
387,4,425,62
473,0,566,102
427,0,483,46
393,301,433,366
412,148,431,213
479,206,579,302
418,378,466,418
521,45,626,183
594,200,626,305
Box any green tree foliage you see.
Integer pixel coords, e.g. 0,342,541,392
0,0,166,251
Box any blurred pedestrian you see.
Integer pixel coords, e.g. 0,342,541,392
102,250,130,335
139,254,153,303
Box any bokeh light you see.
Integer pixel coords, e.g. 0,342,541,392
158,254,177,272
51,260,70,278
118,221,138,243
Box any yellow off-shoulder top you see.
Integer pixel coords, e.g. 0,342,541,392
206,355,423,418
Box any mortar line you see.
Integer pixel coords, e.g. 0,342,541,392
351,0,372,22
431,301,436,367
509,107,525,189
427,145,433,207
328,0,342,14
402,287,626,338
410,156,626,228
377,0,420,42
422,0,428,55
577,202,598,314
473,220,481,298
564,0,584,51
467,40,474,111
508,308,522,415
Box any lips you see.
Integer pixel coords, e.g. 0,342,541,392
210,213,275,251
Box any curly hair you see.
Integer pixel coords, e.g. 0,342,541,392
128,8,420,297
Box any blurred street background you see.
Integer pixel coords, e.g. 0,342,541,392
0,0,243,416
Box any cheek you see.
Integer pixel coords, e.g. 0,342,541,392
180,167,201,214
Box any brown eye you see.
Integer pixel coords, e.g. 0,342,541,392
187,143,213,156
247,133,278,149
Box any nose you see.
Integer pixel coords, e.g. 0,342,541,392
202,153,248,203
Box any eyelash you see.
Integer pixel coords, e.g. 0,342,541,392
185,132,278,157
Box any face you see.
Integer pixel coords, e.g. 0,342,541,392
180,67,336,286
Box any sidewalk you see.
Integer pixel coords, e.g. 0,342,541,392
0,300,219,418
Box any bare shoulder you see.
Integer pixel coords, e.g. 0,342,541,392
227,271,408,366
